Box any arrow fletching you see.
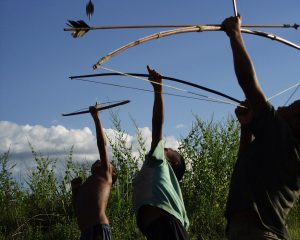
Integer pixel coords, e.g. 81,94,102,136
67,20,90,38
292,23,299,29
86,0,94,21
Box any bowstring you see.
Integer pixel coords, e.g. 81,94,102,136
284,84,300,106
97,67,240,106
267,82,300,102
73,78,241,107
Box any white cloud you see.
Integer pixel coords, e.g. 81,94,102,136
175,124,187,129
0,121,95,157
164,135,180,150
0,121,180,176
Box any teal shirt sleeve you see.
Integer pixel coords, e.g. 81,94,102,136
133,140,189,229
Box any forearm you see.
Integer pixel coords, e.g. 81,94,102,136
229,33,258,94
151,89,164,150
93,116,109,166
228,31,267,112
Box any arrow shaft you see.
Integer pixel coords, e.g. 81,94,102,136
64,23,299,31
232,0,238,17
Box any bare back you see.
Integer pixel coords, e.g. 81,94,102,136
76,166,113,231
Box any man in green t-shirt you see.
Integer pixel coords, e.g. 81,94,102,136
223,16,300,240
132,66,189,240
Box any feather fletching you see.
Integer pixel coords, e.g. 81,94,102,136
67,20,90,38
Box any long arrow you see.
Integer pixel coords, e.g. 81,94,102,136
65,20,299,38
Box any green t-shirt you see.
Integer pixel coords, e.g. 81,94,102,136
132,140,189,229
225,104,300,240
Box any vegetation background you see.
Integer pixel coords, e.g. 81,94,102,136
0,116,299,240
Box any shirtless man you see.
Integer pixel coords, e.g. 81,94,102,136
71,105,117,240
133,66,189,240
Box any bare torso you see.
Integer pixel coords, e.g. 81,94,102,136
76,169,112,231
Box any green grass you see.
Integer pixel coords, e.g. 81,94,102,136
0,116,299,240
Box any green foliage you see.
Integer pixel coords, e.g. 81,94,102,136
0,115,299,240
0,150,26,237
180,116,240,239
26,143,59,215
107,112,145,239
0,145,87,239
287,198,300,240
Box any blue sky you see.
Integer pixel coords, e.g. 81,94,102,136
1,0,300,169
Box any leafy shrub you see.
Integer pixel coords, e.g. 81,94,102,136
180,116,239,239
0,115,299,240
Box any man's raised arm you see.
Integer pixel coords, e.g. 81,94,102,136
147,65,164,154
223,16,268,114
90,106,109,169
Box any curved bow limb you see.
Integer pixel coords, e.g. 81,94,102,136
93,25,220,69
62,100,130,117
242,28,300,51
70,72,241,104
93,26,300,70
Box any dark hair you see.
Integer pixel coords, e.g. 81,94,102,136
91,160,118,185
166,150,186,181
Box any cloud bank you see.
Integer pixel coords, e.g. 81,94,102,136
0,121,179,175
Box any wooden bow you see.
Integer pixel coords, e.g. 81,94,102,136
92,25,300,69
62,100,130,116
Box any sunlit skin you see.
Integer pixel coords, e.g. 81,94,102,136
71,107,117,231
73,161,116,230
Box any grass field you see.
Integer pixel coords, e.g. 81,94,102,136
1,116,299,239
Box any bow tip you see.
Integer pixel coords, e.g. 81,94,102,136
93,64,98,71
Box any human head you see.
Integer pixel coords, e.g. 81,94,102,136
164,148,186,181
91,160,118,185
277,100,300,139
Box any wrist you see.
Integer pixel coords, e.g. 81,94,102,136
153,87,163,93
228,30,241,39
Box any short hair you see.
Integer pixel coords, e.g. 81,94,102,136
91,160,118,185
166,149,186,181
